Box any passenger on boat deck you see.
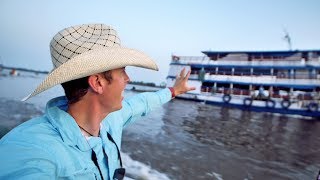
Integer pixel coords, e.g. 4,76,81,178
0,23,195,180
258,86,268,99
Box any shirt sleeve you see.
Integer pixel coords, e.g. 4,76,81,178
120,88,172,128
0,142,57,179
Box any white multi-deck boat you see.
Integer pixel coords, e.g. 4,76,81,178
167,50,320,118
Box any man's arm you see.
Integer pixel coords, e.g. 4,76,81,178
121,68,196,128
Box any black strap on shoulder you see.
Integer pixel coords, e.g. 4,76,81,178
106,132,123,167
88,132,125,180
91,150,104,180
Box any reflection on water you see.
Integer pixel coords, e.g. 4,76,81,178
1,76,320,180
184,101,320,179
124,98,320,180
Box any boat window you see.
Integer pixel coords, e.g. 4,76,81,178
252,68,271,75
217,67,232,75
233,68,251,75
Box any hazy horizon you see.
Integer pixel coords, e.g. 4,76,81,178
1,0,319,84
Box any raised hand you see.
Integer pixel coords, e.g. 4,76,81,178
172,68,196,96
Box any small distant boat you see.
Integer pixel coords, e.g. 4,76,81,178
126,84,162,92
167,50,320,118
9,69,19,76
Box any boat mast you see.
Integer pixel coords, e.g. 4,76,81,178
283,29,292,50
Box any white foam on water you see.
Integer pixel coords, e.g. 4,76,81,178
206,172,224,180
121,152,171,180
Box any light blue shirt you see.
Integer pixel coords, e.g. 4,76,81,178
0,88,171,179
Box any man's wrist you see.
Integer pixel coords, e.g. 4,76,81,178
168,87,176,98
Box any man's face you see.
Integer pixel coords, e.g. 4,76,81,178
102,67,130,111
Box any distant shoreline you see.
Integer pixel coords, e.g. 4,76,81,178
0,65,165,88
0,65,49,74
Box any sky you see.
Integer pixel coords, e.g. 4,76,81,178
0,0,319,84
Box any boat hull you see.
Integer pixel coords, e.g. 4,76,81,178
176,93,320,118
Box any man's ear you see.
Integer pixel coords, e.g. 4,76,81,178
88,74,104,94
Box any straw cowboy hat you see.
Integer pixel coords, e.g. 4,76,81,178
23,23,158,101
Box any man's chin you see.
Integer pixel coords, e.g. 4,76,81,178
114,104,123,111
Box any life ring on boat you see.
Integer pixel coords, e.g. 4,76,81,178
222,94,231,103
265,99,276,108
280,99,291,109
307,103,318,112
243,97,253,107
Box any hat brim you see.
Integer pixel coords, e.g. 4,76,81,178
22,47,158,101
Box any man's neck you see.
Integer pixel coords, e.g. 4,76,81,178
67,98,109,137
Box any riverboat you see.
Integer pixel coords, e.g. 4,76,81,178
166,50,320,118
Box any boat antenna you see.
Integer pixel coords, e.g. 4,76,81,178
283,28,292,50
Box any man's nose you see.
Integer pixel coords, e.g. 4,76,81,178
125,73,130,83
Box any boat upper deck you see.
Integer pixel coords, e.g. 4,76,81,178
171,50,320,68
202,50,320,59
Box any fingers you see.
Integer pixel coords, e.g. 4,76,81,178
177,68,191,80
176,68,189,81
184,70,191,80
171,68,196,95
179,68,186,77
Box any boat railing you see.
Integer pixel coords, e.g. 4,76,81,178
186,69,319,79
200,86,320,101
307,59,320,67
171,56,210,64
203,74,320,84
172,56,320,67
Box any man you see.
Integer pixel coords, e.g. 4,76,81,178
0,24,195,179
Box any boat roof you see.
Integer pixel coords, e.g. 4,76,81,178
202,50,320,57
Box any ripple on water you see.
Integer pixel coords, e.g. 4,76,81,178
0,98,43,138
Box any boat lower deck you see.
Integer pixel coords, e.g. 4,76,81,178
176,93,320,118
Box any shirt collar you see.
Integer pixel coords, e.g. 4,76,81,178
45,96,91,151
